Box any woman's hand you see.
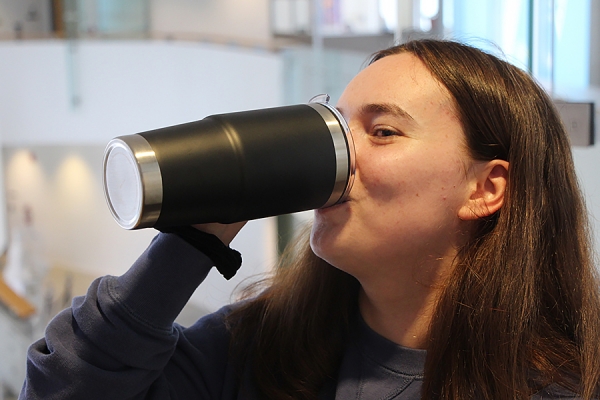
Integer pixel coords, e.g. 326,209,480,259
192,221,247,246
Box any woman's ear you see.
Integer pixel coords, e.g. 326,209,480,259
458,159,509,220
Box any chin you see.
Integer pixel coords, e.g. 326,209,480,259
309,224,348,270
309,223,332,261
310,203,357,266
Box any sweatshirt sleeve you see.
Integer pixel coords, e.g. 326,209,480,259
19,232,237,400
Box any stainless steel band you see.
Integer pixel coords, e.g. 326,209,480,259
103,134,163,229
307,102,356,207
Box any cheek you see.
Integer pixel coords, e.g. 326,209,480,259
359,149,469,214
356,151,408,201
419,160,471,218
358,158,424,206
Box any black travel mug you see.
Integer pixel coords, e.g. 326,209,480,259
102,96,355,229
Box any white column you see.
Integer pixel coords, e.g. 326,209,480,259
395,0,418,42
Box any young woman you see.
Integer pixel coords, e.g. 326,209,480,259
21,40,600,399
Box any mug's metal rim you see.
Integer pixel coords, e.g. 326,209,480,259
103,135,163,230
307,101,356,208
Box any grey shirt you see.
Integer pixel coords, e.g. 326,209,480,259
332,317,425,399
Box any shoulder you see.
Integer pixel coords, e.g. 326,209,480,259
166,303,256,398
164,305,239,387
180,304,238,343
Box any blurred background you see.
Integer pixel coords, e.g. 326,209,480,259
0,0,598,397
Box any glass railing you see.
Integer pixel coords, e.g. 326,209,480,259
281,45,372,105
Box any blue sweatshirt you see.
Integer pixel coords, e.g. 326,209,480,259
19,233,579,399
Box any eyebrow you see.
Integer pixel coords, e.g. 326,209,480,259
358,103,416,123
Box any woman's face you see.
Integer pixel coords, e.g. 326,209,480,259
310,52,477,281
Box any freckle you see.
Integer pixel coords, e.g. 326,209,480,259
416,193,419,197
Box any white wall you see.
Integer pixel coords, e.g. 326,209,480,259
0,40,282,312
0,40,283,146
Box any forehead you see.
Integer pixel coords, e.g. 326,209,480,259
338,53,454,114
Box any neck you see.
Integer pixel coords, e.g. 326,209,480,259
357,259,451,349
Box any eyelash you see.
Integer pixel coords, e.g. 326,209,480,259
372,126,400,138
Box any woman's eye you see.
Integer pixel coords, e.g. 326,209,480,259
373,128,398,138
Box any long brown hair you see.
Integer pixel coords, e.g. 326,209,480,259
227,39,600,399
